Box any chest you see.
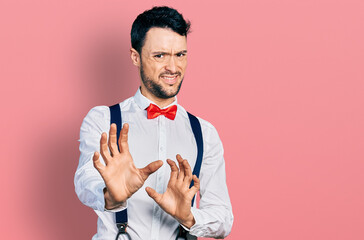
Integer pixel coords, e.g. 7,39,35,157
125,113,198,170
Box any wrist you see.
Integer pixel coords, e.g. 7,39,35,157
103,187,126,210
180,213,195,229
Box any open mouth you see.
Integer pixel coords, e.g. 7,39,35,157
161,75,179,84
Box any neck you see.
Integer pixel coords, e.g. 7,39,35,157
140,87,175,108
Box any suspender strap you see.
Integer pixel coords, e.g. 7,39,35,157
187,112,204,206
177,112,204,240
109,104,129,239
110,104,122,151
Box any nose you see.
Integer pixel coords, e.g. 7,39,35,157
165,55,177,73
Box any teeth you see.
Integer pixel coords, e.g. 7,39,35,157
162,76,176,79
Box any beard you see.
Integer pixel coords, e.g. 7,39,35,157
140,61,183,99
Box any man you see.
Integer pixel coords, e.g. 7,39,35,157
75,6,233,240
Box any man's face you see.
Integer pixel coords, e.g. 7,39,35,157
138,27,187,99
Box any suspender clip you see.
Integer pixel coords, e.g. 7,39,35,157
116,223,128,233
115,222,131,240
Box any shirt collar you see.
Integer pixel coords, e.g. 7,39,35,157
133,87,178,110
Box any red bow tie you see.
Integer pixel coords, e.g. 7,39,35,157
146,104,177,120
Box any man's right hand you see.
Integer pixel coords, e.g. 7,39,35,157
93,123,163,210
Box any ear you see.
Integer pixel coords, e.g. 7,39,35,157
130,48,141,67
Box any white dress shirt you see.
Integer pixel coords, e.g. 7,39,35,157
74,89,233,240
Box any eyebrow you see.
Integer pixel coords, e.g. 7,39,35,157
151,50,187,55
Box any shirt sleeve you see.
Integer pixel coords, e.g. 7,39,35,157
188,121,234,238
74,106,127,212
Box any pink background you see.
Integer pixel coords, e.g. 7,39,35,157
1,0,363,239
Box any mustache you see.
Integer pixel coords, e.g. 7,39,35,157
159,71,181,77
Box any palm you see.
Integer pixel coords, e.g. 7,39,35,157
157,183,194,217
146,155,200,228
93,123,162,209
101,152,143,202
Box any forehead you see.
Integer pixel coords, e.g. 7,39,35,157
143,27,187,52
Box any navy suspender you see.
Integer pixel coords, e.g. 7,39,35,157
187,112,204,207
177,112,204,240
109,104,129,239
110,104,122,152
109,104,203,239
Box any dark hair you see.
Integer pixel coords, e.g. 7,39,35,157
131,6,191,53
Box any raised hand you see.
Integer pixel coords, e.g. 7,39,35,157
145,154,200,228
93,123,163,210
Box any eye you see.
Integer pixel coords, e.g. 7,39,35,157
154,54,164,58
176,52,186,57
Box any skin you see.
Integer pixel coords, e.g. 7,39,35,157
130,27,188,108
92,27,199,229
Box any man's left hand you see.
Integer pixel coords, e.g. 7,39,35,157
145,154,200,229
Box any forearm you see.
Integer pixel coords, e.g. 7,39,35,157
75,159,128,212
189,205,233,238
179,164,234,238
74,159,107,211
75,106,112,211
189,124,234,238
186,122,234,238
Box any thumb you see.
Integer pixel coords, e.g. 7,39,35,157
139,160,163,181
145,187,162,204
190,175,200,196
93,152,105,175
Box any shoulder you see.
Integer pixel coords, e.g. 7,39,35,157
82,96,134,122
195,116,217,133
196,116,222,146
81,96,134,131
189,113,224,159
178,105,222,144
84,105,109,120
80,106,110,134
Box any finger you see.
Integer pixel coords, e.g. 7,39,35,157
93,151,105,174
99,132,111,164
139,160,163,181
176,154,185,181
167,159,178,184
118,123,130,154
145,187,162,204
190,175,200,195
108,124,119,156
182,159,193,186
